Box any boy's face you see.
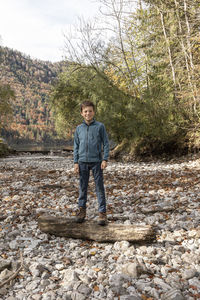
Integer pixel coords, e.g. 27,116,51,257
81,106,95,124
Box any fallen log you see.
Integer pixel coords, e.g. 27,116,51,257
38,215,156,243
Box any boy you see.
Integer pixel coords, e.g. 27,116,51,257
74,101,109,225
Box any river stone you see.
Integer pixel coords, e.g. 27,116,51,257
120,263,138,278
0,260,12,272
71,291,86,300
153,277,171,291
78,273,91,284
181,252,199,264
40,279,50,288
7,230,21,238
25,280,39,291
61,270,80,289
77,283,92,296
165,274,182,290
0,288,8,296
55,263,65,270
161,289,185,300
0,269,13,282
41,291,57,300
182,268,198,280
32,294,42,300
8,240,18,250
29,263,49,278
119,296,141,300
188,277,200,289
109,273,126,286
113,241,130,251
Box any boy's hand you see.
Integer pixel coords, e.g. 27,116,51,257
101,160,107,169
74,163,79,174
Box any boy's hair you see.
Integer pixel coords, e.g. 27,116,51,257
80,101,95,112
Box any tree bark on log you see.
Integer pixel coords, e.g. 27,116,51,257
110,139,128,159
38,215,156,243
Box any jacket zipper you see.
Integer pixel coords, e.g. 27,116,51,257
86,125,89,162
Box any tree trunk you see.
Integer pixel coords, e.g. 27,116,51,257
159,9,177,96
110,138,128,159
38,215,156,243
174,0,197,114
183,0,198,112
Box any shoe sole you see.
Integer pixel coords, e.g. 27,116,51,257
98,220,107,226
75,218,85,223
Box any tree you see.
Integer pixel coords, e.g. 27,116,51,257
141,0,200,114
50,64,132,142
0,84,15,130
139,0,200,151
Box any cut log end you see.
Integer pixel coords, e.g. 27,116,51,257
37,215,156,243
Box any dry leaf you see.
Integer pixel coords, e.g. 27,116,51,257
93,268,101,272
141,295,154,300
189,285,197,290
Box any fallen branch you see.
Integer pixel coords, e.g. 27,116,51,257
0,251,24,288
40,184,63,189
38,215,156,242
110,139,128,159
140,207,175,214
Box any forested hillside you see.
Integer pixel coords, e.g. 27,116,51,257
0,46,66,145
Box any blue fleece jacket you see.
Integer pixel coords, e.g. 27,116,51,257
74,119,109,163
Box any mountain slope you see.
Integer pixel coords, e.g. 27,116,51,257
0,46,67,145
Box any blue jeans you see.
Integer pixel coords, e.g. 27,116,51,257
78,162,106,212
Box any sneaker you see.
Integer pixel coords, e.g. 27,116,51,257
98,212,107,226
75,207,86,223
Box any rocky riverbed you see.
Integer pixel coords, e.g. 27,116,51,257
0,153,199,300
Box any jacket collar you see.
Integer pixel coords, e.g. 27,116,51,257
83,119,95,126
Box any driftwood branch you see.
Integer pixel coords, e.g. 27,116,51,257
38,215,156,243
0,251,24,288
110,139,128,159
140,207,175,215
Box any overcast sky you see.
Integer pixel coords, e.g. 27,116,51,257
0,0,100,62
